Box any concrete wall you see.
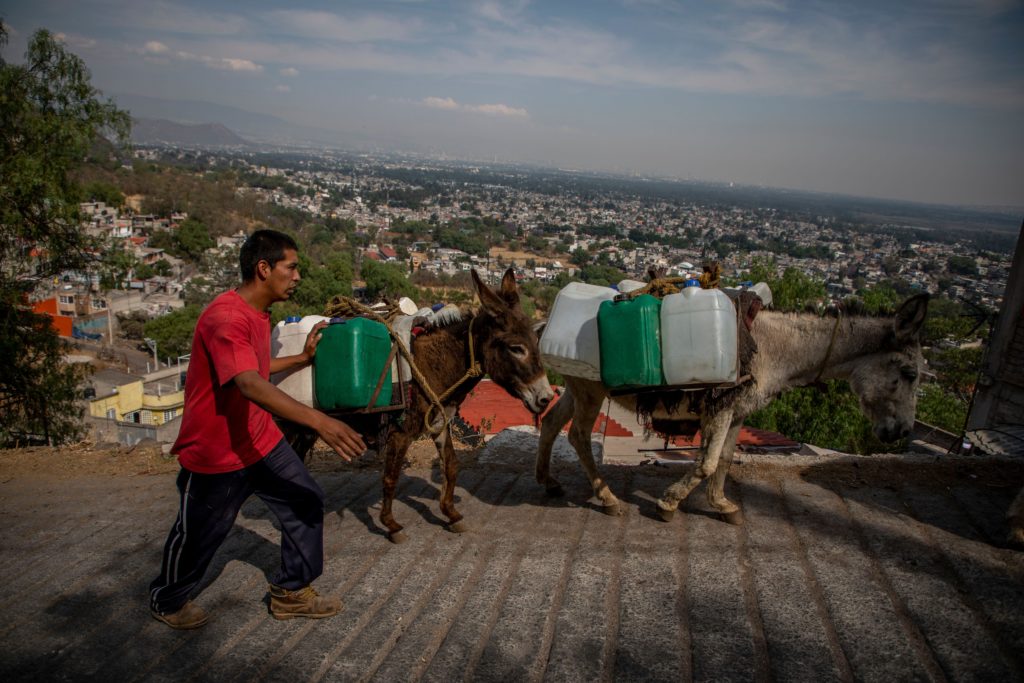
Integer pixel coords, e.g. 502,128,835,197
968,222,1024,430
88,414,182,446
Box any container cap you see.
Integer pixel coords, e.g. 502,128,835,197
285,315,301,323
684,278,701,288
398,297,419,316
431,303,445,312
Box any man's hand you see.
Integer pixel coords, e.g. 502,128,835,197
314,414,366,461
301,321,329,363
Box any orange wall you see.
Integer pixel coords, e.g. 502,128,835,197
33,298,74,337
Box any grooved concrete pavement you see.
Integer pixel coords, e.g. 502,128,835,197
1,455,1023,682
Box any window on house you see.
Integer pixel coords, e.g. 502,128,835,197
93,299,107,309
163,409,176,422
59,295,74,304
106,408,116,420
141,410,152,425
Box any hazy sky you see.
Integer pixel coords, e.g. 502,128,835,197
4,0,1023,207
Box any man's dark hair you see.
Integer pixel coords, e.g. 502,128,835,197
239,230,298,282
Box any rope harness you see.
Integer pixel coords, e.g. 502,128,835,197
623,264,722,300
812,313,842,386
322,295,481,435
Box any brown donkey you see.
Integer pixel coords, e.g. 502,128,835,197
284,268,553,543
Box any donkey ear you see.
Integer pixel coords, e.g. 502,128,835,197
894,293,929,344
499,267,520,307
471,268,507,315
533,320,547,339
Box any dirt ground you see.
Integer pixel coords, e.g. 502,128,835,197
3,439,1021,494
0,437,457,481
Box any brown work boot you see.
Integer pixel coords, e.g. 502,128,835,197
151,600,209,629
268,584,341,620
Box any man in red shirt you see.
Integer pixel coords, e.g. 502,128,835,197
149,230,366,629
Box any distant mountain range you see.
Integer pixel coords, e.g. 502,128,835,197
113,92,370,148
131,118,251,147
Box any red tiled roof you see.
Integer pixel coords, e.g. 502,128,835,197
459,380,628,435
458,379,797,448
665,426,799,449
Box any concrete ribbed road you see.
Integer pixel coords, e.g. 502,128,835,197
1,456,1022,682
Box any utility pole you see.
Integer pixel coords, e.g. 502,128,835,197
144,337,158,370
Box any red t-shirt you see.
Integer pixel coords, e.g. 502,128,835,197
172,290,284,473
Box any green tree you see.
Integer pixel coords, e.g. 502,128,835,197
771,267,827,311
287,253,354,315
947,255,978,276
915,383,967,434
747,381,889,454
361,259,416,300
175,217,216,261
0,25,130,446
143,305,202,359
82,180,124,207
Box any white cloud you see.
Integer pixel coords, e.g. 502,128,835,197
55,33,97,49
264,10,422,42
423,96,460,110
422,96,528,118
275,84,291,93
139,46,263,73
214,57,262,72
468,103,528,117
279,67,299,77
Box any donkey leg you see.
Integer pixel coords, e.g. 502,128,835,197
537,385,575,497
280,420,318,463
380,430,414,544
657,411,733,521
434,407,468,533
706,421,744,525
1007,485,1024,549
568,384,621,515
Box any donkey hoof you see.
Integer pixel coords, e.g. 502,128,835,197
545,484,565,498
657,506,676,522
388,530,409,544
600,503,622,517
448,520,469,534
722,510,744,526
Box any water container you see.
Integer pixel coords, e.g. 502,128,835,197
540,282,616,380
270,314,329,406
314,318,393,409
723,281,773,309
661,284,738,385
598,294,664,388
747,282,772,308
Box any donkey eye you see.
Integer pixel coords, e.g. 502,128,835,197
509,344,528,358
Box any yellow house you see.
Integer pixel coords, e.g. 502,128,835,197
88,368,184,425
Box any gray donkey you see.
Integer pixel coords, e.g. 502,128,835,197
537,294,929,523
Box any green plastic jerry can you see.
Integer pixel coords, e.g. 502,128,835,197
597,294,664,388
314,317,393,409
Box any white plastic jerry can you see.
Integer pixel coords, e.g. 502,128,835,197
539,282,616,381
661,281,738,385
270,314,329,406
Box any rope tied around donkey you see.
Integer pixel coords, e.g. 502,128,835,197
624,262,722,299
322,295,480,435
